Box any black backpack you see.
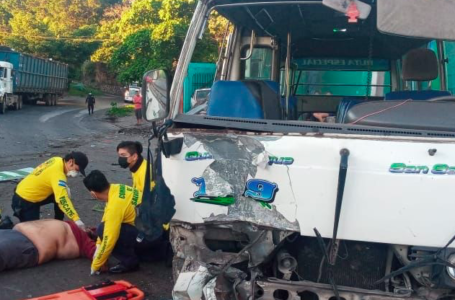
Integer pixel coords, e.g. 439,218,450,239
135,138,176,242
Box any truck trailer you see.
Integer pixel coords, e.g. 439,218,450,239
0,49,68,114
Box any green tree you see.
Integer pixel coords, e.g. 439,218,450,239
0,0,104,79
96,0,225,83
92,0,161,63
109,29,155,84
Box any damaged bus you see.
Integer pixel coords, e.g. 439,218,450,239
142,1,455,300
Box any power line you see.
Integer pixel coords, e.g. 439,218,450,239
0,31,118,42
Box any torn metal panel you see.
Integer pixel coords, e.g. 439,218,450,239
202,167,233,197
203,268,247,300
170,225,249,265
182,133,299,231
173,265,213,300
202,278,218,300
172,223,293,270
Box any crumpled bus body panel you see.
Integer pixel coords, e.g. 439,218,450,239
165,130,455,248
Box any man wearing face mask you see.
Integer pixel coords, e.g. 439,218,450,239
116,141,154,193
117,141,170,235
11,152,88,229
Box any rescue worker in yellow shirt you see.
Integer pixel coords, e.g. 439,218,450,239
116,141,169,231
83,170,142,274
11,152,88,229
116,141,152,192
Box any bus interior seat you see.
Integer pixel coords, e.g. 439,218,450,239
206,80,282,120
385,48,451,101
336,98,365,123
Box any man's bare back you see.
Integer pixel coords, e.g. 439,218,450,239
14,220,80,264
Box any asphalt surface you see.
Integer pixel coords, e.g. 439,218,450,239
0,95,173,300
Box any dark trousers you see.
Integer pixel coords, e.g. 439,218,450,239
88,104,94,114
11,193,64,222
96,222,139,268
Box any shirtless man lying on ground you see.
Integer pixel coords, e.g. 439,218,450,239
0,219,96,272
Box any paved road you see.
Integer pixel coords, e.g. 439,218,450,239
0,94,173,300
0,95,119,162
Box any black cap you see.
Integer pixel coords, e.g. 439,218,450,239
71,151,88,176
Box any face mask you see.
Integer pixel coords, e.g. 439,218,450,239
67,170,79,178
118,157,129,169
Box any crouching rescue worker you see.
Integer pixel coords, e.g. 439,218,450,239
11,152,88,230
83,170,142,274
117,141,168,230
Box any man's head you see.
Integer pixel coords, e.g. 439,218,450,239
89,93,92,96
116,141,143,169
64,152,88,177
83,170,110,201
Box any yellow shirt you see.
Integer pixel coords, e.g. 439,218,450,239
91,184,142,271
131,159,155,192
16,157,80,221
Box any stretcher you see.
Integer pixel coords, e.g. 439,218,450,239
29,280,144,300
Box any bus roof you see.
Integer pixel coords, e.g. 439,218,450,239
208,0,430,59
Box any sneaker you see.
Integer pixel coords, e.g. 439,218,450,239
109,263,139,274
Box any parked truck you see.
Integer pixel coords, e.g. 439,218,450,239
0,49,68,114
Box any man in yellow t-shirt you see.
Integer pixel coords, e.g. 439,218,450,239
117,141,168,231
116,141,153,192
11,152,88,229
83,170,142,275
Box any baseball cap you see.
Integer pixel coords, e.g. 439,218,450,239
71,151,88,176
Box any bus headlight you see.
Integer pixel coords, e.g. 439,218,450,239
446,253,455,280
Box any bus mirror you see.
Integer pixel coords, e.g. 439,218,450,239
142,69,170,122
322,0,371,20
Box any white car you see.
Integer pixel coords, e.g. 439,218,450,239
124,87,140,103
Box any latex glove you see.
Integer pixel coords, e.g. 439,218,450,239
75,219,86,231
93,244,100,259
90,268,100,276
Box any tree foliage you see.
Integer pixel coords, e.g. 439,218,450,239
96,0,227,84
0,0,102,79
0,0,227,83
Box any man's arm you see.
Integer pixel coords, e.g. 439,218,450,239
51,177,80,222
91,210,123,271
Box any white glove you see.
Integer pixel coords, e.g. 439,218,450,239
75,219,86,231
93,244,100,259
90,268,100,276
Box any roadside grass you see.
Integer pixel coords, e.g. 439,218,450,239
68,82,103,97
107,102,134,117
